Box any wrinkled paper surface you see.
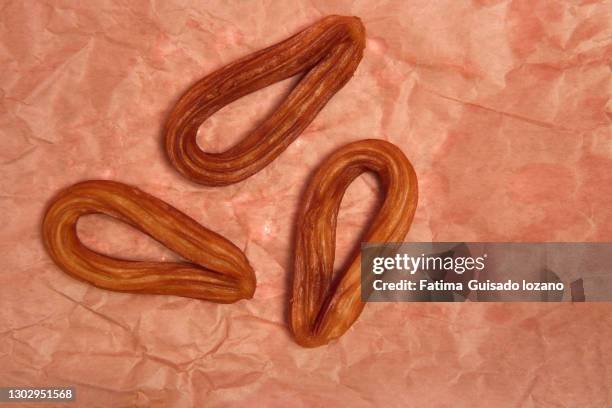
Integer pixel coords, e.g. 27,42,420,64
1,0,611,406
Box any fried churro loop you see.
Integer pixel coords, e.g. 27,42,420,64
290,140,418,347
165,15,365,186
42,180,255,303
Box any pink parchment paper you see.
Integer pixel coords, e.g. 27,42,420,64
1,1,611,406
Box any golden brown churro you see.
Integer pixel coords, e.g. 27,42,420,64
165,15,365,186
42,180,255,303
290,140,418,347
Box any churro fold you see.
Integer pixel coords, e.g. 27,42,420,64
290,140,418,347
165,15,366,186
42,180,255,303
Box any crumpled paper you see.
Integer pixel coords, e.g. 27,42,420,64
1,0,611,406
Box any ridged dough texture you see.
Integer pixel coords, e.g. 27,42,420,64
42,180,255,303
164,15,366,186
290,139,418,347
